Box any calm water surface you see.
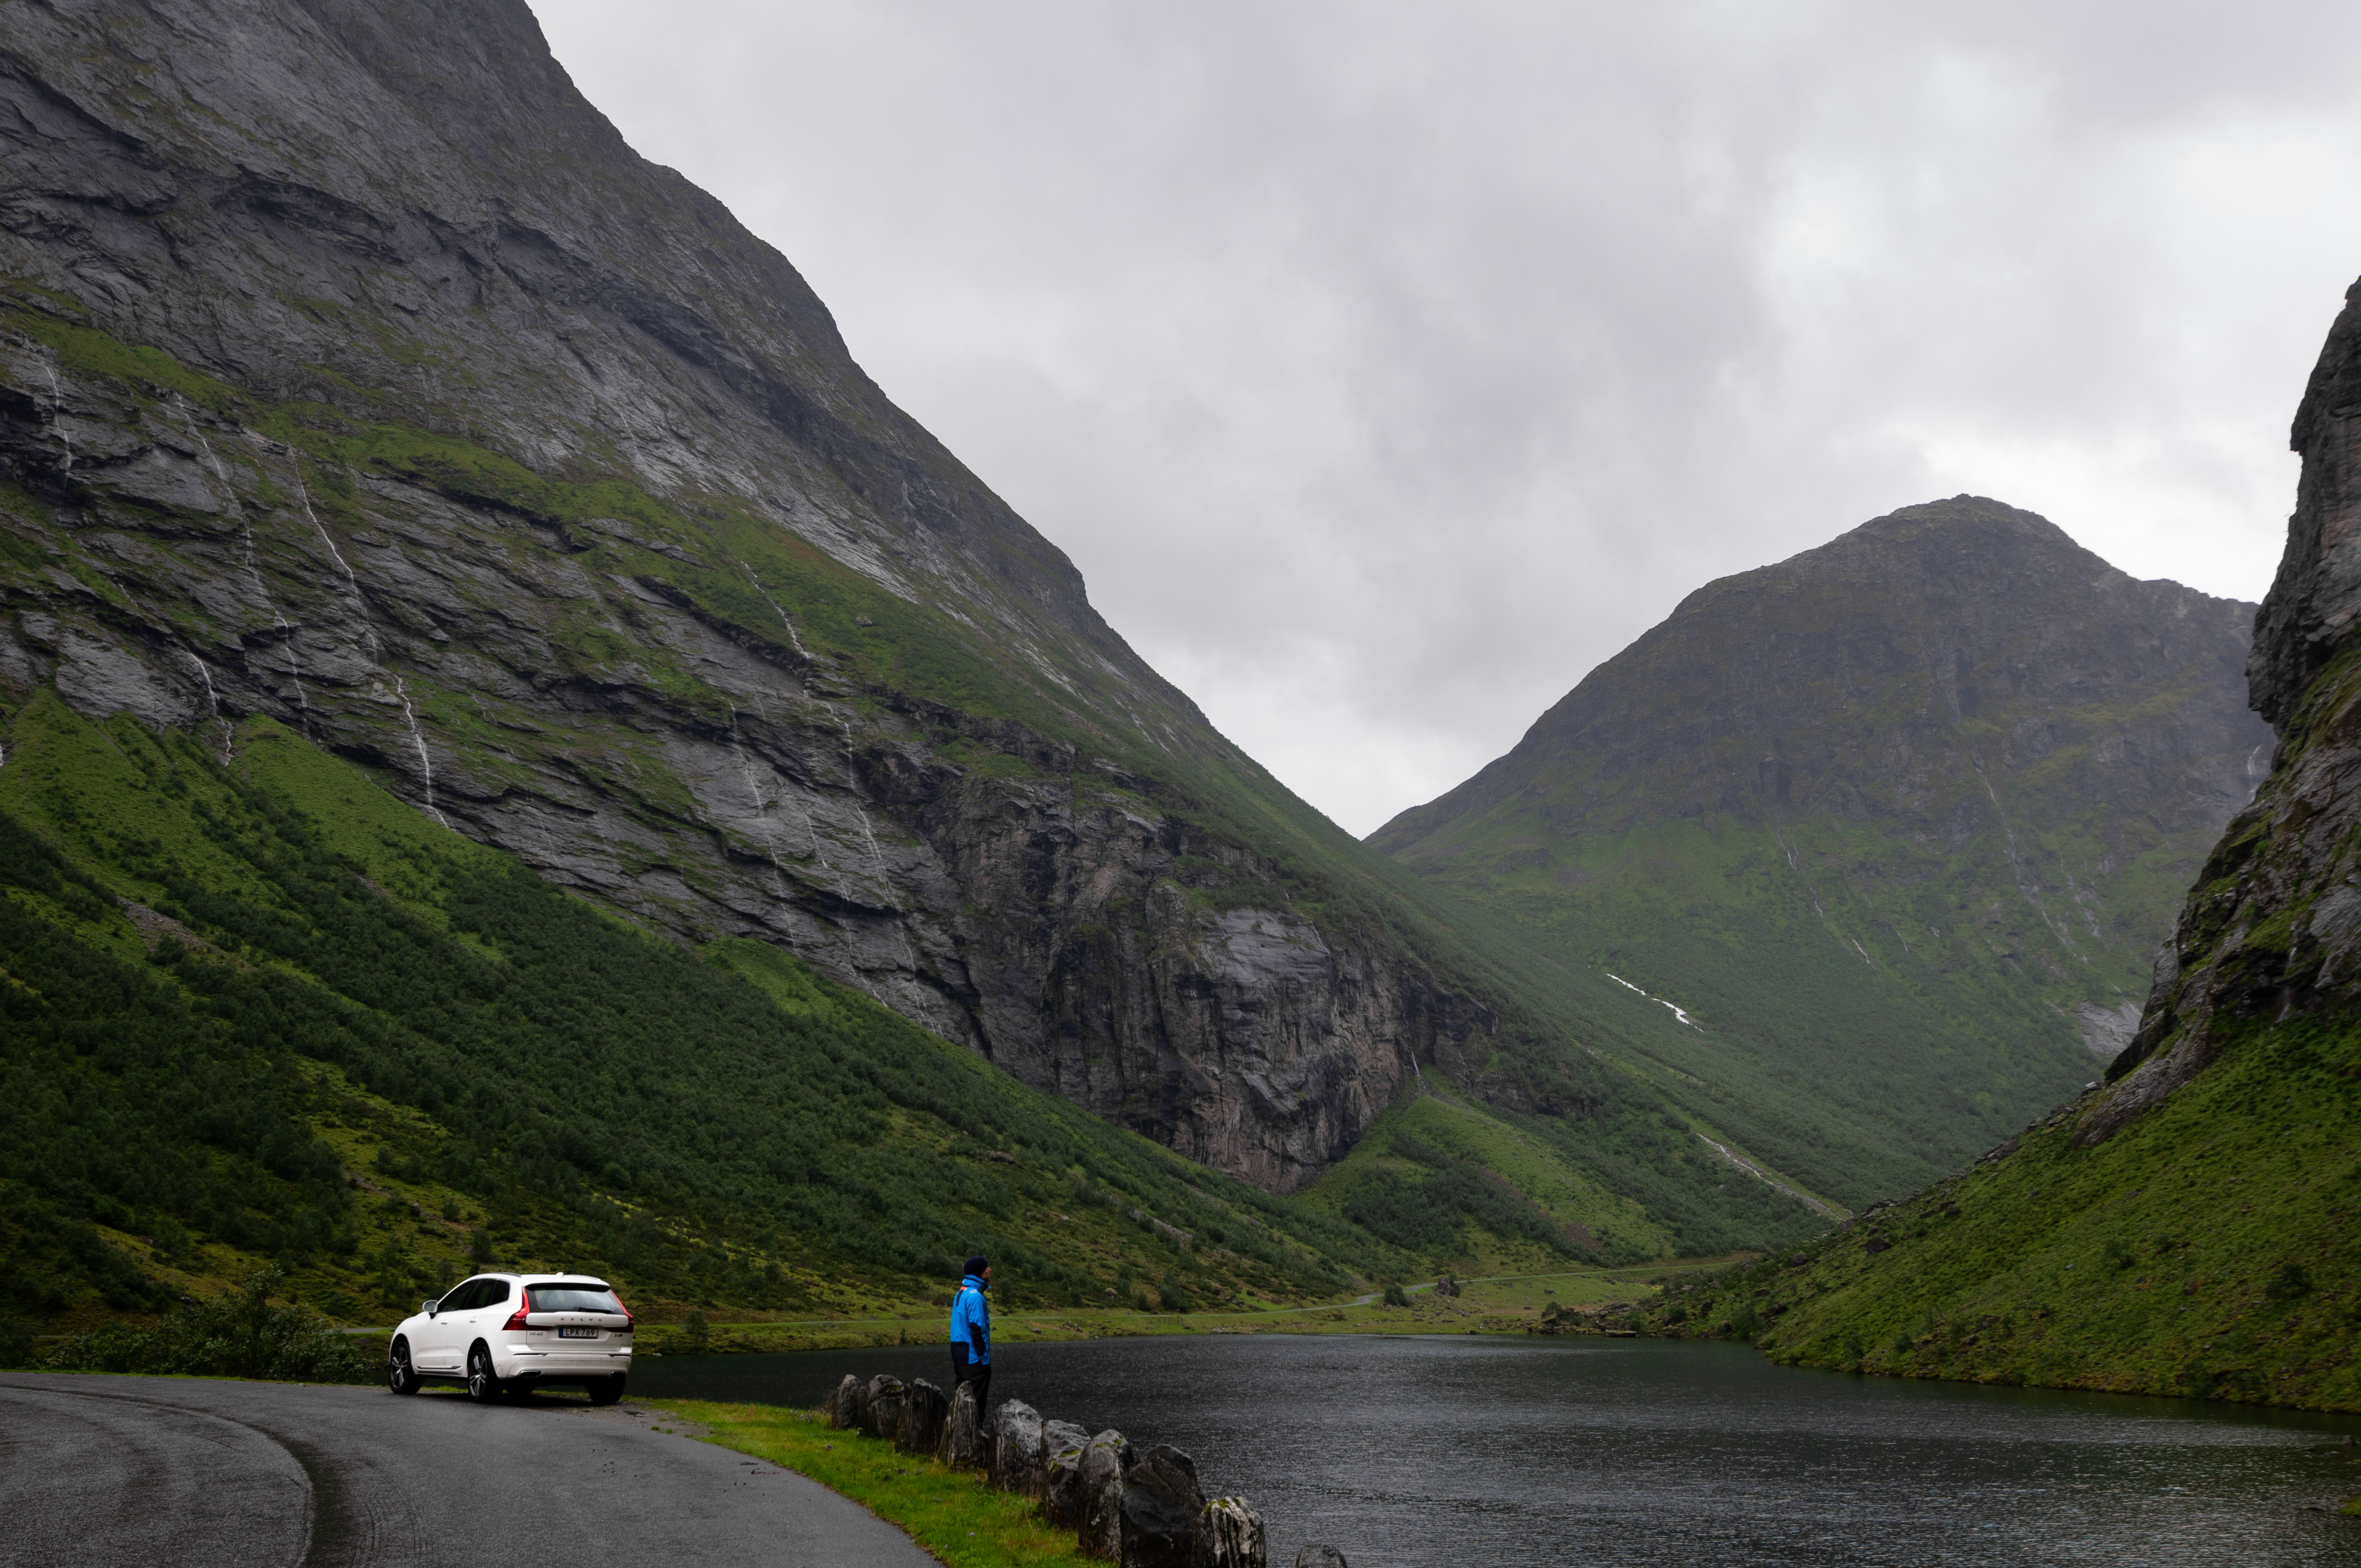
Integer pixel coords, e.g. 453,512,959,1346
632,1334,2361,1566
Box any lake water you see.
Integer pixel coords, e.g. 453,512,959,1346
629,1333,2361,1566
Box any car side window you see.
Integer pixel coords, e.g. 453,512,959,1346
478,1278,511,1307
445,1279,485,1312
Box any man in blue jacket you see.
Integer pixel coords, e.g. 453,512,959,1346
949,1254,991,1407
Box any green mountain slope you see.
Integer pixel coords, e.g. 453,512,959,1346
0,689,1395,1327
0,295,1826,1290
1373,498,2267,1207
1301,1085,1682,1271
1647,1012,2361,1409
0,0,1840,1276
0,651,1813,1337
1634,277,2361,1413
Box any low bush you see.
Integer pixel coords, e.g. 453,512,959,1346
42,1268,373,1382
0,1317,34,1368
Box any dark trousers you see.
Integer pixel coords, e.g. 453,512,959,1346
951,1343,991,1409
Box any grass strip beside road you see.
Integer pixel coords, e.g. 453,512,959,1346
652,1399,1094,1568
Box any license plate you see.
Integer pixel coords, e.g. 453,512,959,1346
558,1326,598,1339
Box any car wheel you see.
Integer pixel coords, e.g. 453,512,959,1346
466,1344,502,1403
388,1339,421,1396
588,1374,625,1407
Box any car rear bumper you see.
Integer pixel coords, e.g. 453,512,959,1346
494,1348,633,1380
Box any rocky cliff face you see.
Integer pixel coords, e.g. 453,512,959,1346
1372,498,2270,1202
0,0,1497,1192
2088,276,2361,1141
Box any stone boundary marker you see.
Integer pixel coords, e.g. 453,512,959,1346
824,1372,1356,1567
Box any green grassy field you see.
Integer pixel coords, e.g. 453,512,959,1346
651,1399,1095,1568
603,1258,1708,1355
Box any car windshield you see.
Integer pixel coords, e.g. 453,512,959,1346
527,1283,622,1313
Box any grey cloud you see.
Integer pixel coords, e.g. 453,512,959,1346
532,0,2361,832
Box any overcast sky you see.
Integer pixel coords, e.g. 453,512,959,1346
534,0,2361,837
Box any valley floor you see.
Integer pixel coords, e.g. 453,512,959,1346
407,1260,1730,1360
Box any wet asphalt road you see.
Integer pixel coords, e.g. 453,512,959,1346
0,1372,932,1567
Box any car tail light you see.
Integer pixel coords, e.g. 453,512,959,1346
613,1292,635,1330
504,1292,533,1332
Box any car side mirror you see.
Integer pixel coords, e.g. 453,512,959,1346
422,1298,440,1317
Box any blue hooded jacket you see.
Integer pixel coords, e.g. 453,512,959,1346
949,1273,991,1363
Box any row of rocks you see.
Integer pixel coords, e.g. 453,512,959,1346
824,1373,1351,1568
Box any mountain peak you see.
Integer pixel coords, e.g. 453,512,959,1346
1380,498,2259,854
1666,496,2126,625
1371,502,2267,1197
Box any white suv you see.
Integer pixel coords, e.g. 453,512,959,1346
388,1273,634,1404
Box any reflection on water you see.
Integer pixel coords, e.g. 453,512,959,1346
632,1333,2361,1566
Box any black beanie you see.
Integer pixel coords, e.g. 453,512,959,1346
964,1255,988,1277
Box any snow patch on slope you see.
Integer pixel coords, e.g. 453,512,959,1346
1607,972,1704,1030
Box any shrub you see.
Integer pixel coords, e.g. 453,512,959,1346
1342,1157,1579,1261
42,1268,372,1382
0,1318,34,1368
1382,1283,1412,1308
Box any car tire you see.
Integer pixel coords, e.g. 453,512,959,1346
466,1344,502,1403
388,1339,421,1396
588,1374,626,1407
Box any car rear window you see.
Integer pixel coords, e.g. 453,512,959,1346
527,1283,623,1313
